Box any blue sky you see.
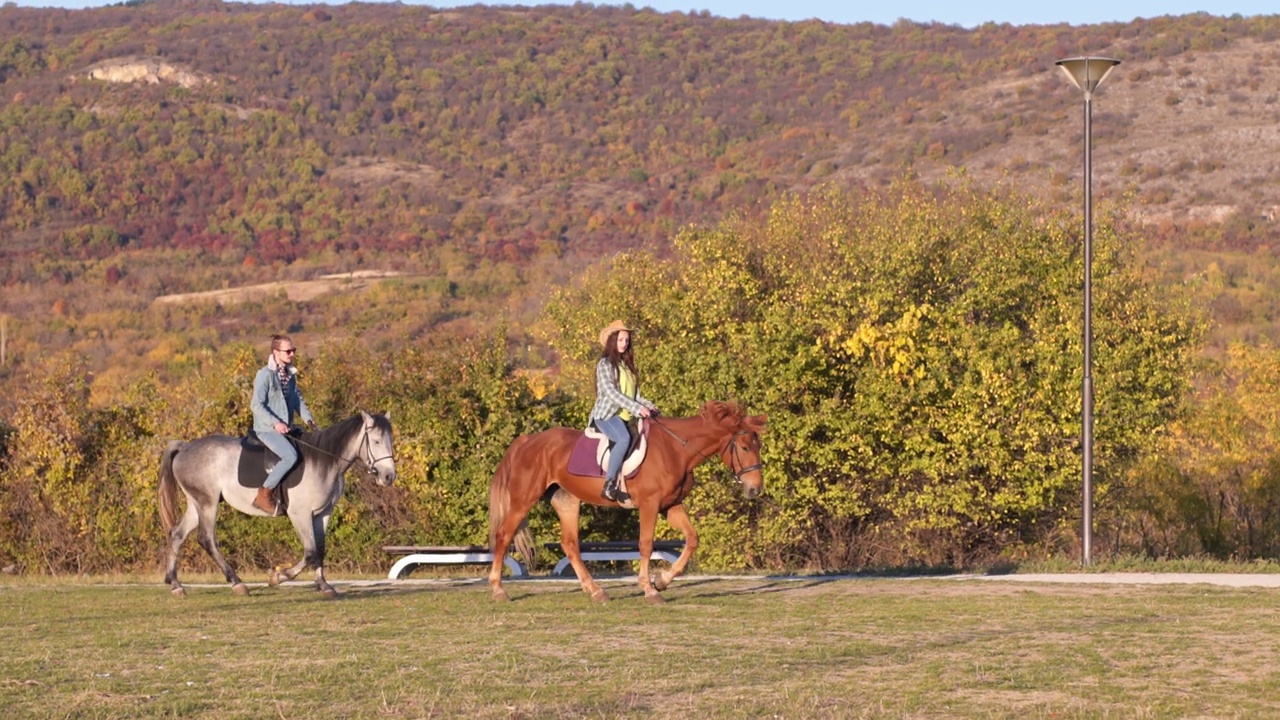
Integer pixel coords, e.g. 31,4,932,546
9,1,1278,28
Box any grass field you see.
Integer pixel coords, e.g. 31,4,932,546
2,573,1279,719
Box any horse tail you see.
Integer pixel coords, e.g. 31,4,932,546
513,519,536,573
488,438,518,548
158,440,185,533
489,435,534,568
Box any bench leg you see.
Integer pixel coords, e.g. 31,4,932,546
388,555,421,580
387,553,523,580
504,556,527,578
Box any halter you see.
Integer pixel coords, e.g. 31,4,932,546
650,417,763,482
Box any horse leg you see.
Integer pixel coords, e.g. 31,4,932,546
267,556,308,587
311,513,338,599
193,502,248,596
488,521,514,602
487,472,543,602
269,510,327,595
163,502,200,598
636,501,663,604
549,489,608,603
488,499,537,602
653,504,698,592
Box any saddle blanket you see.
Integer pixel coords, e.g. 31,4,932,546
566,420,648,479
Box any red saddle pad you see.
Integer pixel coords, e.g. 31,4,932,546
566,423,647,478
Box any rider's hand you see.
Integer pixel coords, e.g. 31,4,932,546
638,407,652,418
274,422,289,434
306,419,317,431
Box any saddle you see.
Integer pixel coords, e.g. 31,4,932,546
566,419,649,480
237,429,304,505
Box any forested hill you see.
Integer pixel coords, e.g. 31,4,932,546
2,2,1280,397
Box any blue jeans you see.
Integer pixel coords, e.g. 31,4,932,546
257,429,299,490
595,416,631,482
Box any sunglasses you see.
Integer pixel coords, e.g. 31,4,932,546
278,348,296,355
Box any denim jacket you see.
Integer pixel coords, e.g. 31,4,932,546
251,355,314,433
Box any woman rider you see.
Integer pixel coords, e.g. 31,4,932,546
588,320,660,503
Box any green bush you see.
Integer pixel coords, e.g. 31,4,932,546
540,182,1200,569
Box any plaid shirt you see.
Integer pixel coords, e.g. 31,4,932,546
588,358,655,423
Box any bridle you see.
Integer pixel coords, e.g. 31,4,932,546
650,417,763,482
729,430,763,478
357,423,395,477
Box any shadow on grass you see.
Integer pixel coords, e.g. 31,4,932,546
161,559,1053,606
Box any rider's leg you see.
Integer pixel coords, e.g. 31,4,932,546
254,430,297,515
596,416,632,502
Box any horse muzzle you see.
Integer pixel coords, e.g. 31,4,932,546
370,466,396,487
736,461,763,500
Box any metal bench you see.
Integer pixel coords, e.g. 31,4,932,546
383,545,526,579
545,540,685,576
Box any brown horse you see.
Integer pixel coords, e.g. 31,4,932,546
487,400,767,603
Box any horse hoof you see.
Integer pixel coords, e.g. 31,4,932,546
590,589,610,604
654,577,671,592
644,593,665,605
492,589,510,602
319,587,339,599
267,571,282,587
170,587,186,598
231,583,249,596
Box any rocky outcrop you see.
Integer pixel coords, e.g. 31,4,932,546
82,56,212,88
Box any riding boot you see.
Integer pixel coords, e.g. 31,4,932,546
252,486,279,515
602,476,630,504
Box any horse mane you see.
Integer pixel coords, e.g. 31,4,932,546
304,414,366,456
698,400,744,427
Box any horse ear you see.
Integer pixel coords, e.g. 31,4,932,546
383,410,392,422
360,410,373,427
747,414,768,432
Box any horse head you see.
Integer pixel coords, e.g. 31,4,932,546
704,401,768,499
360,410,397,487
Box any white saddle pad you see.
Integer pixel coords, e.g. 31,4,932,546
584,419,648,478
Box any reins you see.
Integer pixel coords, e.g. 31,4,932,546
649,415,762,482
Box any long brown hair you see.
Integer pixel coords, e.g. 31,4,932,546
600,331,638,381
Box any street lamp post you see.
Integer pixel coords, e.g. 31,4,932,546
1056,56,1120,566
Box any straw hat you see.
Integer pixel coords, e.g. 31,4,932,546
598,320,632,348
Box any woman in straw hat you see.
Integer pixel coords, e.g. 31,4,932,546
588,320,660,503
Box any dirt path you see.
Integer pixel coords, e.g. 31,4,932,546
152,270,402,306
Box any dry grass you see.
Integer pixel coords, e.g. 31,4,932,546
151,270,405,306
3,576,1280,718
840,38,1280,228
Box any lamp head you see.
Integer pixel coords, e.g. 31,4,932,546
1056,56,1121,95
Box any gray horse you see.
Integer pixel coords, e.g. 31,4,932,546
158,411,396,598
